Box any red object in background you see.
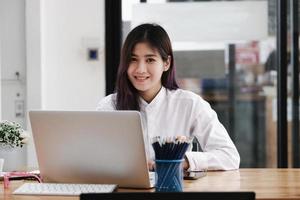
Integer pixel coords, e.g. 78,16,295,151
235,41,260,65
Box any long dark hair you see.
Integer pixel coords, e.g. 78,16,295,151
115,23,179,110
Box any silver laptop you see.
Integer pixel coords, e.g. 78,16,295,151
29,110,155,188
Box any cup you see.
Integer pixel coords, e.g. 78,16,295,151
155,159,184,192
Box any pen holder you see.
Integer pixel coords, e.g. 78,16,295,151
155,159,184,192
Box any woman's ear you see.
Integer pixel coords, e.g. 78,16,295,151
164,56,171,71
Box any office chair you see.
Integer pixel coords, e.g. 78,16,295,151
80,192,255,200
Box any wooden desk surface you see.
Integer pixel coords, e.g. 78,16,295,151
2,169,300,200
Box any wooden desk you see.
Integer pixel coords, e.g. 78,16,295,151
2,169,300,200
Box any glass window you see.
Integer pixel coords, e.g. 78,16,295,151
122,0,284,168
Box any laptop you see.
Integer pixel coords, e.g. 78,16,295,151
29,110,155,189
80,192,256,200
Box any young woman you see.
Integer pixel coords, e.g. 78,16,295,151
97,23,240,171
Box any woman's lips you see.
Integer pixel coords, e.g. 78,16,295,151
134,76,149,82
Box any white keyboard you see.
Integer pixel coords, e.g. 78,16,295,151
13,183,118,196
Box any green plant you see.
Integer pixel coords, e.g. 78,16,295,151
0,120,28,148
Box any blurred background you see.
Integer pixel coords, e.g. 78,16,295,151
0,0,298,171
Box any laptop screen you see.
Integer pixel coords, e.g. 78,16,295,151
29,110,153,188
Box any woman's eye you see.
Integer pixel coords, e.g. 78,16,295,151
130,57,137,62
146,58,155,63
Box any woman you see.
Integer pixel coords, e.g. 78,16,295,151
97,23,240,171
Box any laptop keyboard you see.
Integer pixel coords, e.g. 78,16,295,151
13,183,118,196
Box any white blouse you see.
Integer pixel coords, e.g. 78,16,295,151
96,87,240,171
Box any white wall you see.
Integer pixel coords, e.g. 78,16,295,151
0,50,1,121
26,0,43,169
26,0,105,168
0,0,27,171
41,0,105,110
26,0,42,113
0,0,26,126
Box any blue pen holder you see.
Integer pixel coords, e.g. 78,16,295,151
155,159,184,192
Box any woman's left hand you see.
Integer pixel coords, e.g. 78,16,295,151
148,160,155,171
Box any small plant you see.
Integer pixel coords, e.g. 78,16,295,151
0,120,29,148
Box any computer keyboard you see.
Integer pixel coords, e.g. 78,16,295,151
13,183,118,196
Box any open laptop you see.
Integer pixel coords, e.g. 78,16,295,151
29,110,155,189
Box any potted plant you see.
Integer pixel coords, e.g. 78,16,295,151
0,120,29,172
0,120,29,148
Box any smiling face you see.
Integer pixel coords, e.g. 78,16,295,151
127,42,170,103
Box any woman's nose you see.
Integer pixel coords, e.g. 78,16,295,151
136,61,147,73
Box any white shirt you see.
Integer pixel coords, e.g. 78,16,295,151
96,87,240,171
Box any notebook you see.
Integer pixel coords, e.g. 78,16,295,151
29,110,155,188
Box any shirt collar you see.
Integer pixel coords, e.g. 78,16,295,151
139,86,166,111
